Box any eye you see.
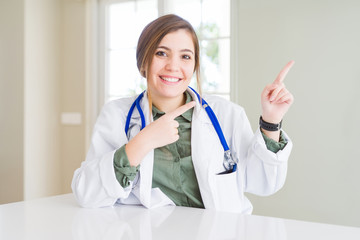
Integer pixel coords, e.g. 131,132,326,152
155,51,167,57
182,54,191,60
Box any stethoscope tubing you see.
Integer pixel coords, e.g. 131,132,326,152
124,87,237,172
124,91,146,135
188,87,230,152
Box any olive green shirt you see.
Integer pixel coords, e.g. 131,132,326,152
113,92,287,208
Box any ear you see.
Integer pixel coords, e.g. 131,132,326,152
139,67,146,78
140,63,148,78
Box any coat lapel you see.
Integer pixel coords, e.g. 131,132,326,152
187,89,223,209
128,91,154,208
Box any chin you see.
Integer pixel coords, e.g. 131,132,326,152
160,90,185,99
156,84,188,97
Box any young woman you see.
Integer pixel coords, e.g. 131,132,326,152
72,14,294,213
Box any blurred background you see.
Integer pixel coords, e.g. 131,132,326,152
1,0,359,228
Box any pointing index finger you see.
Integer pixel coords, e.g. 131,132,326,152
167,101,196,119
274,60,295,84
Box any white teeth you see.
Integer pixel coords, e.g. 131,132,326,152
161,76,180,82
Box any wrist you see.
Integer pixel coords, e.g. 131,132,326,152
126,133,152,167
259,116,282,132
260,128,280,142
260,114,282,124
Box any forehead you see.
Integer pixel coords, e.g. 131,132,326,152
158,29,195,52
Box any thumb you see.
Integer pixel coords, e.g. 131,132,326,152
261,84,277,99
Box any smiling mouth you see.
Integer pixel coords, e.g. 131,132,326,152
160,76,181,83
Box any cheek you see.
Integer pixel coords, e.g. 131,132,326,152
184,63,195,79
147,64,162,82
149,59,160,74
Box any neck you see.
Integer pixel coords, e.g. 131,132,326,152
152,92,186,113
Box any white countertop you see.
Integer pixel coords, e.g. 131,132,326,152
1,194,359,240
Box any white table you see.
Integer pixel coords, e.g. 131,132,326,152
1,194,359,240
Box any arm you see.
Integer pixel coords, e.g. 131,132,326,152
114,146,140,187
241,61,295,195
260,61,295,141
71,100,196,208
71,101,133,208
234,109,292,196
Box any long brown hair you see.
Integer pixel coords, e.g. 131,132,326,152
136,14,201,114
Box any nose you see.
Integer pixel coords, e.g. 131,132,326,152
165,56,180,72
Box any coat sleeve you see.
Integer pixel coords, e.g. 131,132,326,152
231,105,293,196
71,101,136,208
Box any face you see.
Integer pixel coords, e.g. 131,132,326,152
147,29,195,104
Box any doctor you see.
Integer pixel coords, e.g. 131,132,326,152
72,14,294,213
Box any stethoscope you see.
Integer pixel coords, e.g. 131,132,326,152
125,87,238,173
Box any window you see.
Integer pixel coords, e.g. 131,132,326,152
99,0,231,105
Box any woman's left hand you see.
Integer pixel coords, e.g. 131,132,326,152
261,60,295,124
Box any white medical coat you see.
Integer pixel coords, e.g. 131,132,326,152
71,88,292,214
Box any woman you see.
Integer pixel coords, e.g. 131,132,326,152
72,14,294,213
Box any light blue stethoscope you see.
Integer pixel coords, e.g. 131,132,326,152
125,87,238,173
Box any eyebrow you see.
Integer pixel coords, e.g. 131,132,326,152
157,46,194,55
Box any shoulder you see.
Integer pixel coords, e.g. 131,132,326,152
101,96,135,115
95,96,136,126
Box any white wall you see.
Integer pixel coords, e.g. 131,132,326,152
60,0,86,194
0,0,24,204
0,0,86,204
24,0,62,200
236,0,360,227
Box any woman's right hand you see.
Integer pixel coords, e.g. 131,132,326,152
125,101,196,167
